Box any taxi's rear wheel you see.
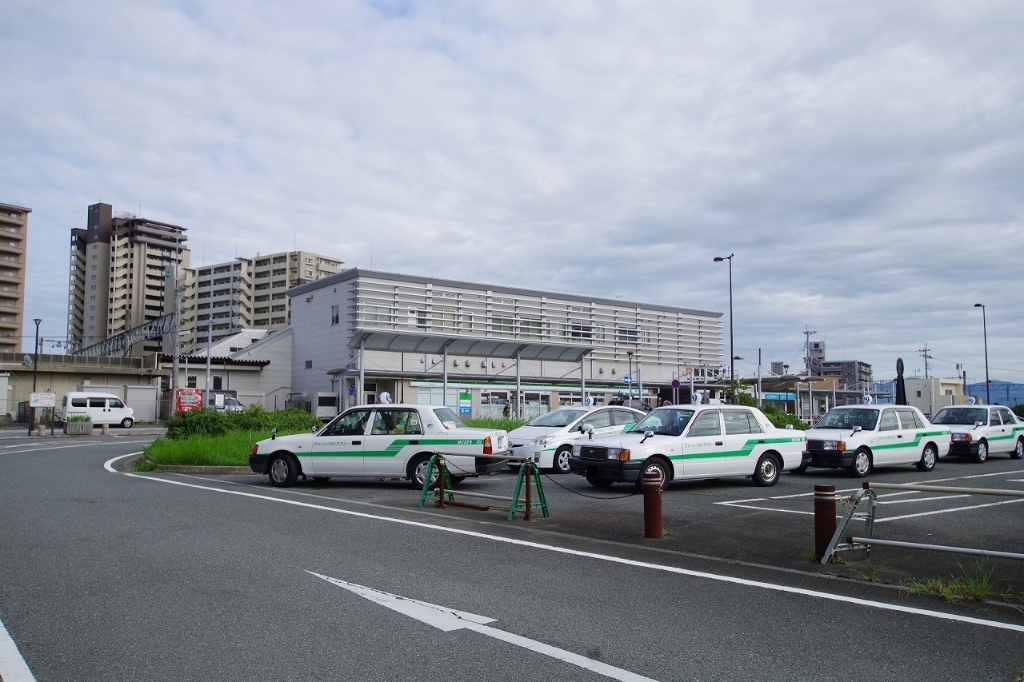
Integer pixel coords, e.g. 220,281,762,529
268,453,299,488
916,444,937,472
848,449,872,478
553,446,573,474
973,441,988,464
1012,438,1024,460
409,455,440,489
752,453,781,487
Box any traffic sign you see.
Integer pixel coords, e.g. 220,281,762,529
29,392,56,408
622,375,633,386
671,379,680,388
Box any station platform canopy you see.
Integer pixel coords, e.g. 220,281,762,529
348,329,595,364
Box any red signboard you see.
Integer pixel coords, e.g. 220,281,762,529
175,388,204,412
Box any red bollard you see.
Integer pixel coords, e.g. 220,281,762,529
643,470,663,539
814,484,837,562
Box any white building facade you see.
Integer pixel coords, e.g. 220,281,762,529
288,269,725,417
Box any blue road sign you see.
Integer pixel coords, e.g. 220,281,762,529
623,375,633,385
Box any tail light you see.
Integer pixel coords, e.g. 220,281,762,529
251,444,259,455
484,436,493,455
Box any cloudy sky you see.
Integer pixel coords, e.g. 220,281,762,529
3,0,1021,386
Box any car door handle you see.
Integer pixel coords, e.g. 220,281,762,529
897,435,903,438
757,439,766,444
409,440,420,445
352,440,361,445
715,441,723,446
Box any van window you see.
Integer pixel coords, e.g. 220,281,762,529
71,398,87,407
109,399,124,408
88,398,105,408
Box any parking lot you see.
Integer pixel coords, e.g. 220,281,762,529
226,453,1024,596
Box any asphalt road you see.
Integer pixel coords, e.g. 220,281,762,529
2,434,1023,681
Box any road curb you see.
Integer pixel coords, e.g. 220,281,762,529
154,465,255,474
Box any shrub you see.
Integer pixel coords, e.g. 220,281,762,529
166,405,323,440
165,409,228,440
67,415,92,422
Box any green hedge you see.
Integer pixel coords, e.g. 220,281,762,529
165,405,322,440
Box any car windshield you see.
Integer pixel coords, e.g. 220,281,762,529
931,407,988,425
816,408,879,431
527,409,589,427
630,408,694,436
432,407,467,430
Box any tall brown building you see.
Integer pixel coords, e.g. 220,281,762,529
0,202,30,353
67,203,191,355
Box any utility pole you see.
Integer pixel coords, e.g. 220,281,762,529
918,344,933,379
803,327,818,375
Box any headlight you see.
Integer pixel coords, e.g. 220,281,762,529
572,444,581,456
952,433,970,442
823,441,846,451
527,436,554,447
605,448,631,461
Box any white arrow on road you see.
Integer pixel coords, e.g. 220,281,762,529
308,571,657,682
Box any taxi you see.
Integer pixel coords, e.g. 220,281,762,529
249,404,509,488
567,404,806,489
801,404,949,477
507,405,645,473
930,404,1024,463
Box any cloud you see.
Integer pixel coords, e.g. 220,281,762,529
2,0,1021,388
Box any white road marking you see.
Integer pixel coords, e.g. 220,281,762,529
716,470,1024,522
310,573,657,682
103,453,1024,634
0,615,36,682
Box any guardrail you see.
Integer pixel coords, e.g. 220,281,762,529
417,453,549,521
818,481,1024,564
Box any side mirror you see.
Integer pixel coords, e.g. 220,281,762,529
852,425,862,433
582,424,595,440
640,429,655,444
271,427,278,440
312,425,318,433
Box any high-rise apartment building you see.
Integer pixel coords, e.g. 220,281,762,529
0,202,30,353
67,203,191,355
195,251,343,343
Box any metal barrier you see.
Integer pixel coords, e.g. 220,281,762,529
417,454,549,521
819,481,1024,564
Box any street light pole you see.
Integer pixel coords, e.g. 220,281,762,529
714,253,735,401
974,303,990,404
29,317,41,435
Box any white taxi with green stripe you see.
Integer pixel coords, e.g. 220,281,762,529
930,404,1024,463
250,404,510,488
568,404,806,490
507,405,646,474
802,404,950,477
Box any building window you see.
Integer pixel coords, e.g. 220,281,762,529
187,375,197,388
305,270,313,277
305,360,313,369
331,305,339,325
213,376,223,391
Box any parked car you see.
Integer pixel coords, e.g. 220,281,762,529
930,404,1024,462
507,406,645,473
249,404,510,488
568,404,806,489
801,404,949,477
57,391,134,428
215,396,244,413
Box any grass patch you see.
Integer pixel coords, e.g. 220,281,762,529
143,430,276,467
902,558,998,604
463,416,529,431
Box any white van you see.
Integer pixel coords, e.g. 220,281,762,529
58,392,135,428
